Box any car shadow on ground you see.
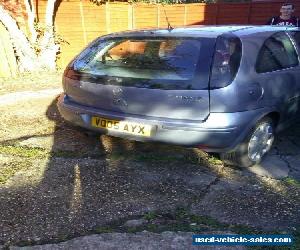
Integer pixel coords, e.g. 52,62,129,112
0,97,299,246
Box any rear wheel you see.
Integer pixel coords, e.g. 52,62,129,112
220,117,275,168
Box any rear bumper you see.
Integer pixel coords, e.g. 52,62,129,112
57,94,268,152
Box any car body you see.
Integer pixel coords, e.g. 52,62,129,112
57,25,300,167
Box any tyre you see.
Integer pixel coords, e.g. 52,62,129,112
220,117,275,168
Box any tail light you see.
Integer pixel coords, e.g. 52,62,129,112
64,67,81,80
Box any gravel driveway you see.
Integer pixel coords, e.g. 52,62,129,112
0,74,299,249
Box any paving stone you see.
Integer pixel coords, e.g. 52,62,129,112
2,86,300,248
0,89,62,106
208,179,244,191
274,139,300,155
19,136,54,150
284,155,300,181
123,219,147,228
288,171,300,181
248,155,289,179
190,178,300,231
285,155,300,172
186,173,217,187
10,232,246,250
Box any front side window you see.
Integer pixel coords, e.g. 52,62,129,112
72,37,215,90
256,32,298,73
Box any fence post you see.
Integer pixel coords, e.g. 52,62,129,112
157,4,160,28
105,2,111,34
184,4,187,25
247,2,252,24
128,3,133,30
79,0,87,45
215,2,219,25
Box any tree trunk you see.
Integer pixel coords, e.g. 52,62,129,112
38,0,59,70
24,0,37,43
0,0,59,72
0,5,38,72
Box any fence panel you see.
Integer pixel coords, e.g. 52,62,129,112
133,4,158,29
2,0,300,75
0,23,18,78
217,3,250,24
51,1,299,69
158,4,185,27
185,4,217,25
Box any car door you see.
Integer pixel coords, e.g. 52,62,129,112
255,31,300,122
289,30,300,116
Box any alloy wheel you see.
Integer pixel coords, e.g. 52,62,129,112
248,122,274,162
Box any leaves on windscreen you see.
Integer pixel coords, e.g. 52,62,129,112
120,53,179,71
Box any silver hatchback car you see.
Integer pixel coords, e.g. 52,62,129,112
58,25,300,167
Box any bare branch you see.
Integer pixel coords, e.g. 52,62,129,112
0,5,38,71
24,0,37,43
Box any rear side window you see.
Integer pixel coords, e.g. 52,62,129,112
256,32,298,73
210,35,242,89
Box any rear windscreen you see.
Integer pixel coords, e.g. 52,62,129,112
72,37,215,90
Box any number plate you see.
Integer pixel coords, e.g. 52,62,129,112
91,117,152,137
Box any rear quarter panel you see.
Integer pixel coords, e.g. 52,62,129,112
209,31,293,117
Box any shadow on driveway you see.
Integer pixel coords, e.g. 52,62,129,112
0,96,299,246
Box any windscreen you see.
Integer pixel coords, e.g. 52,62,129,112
72,37,214,90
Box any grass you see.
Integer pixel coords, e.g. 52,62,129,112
207,155,223,165
0,145,48,159
134,153,184,163
0,144,103,160
0,134,223,169
118,209,252,234
4,206,299,249
120,210,300,250
143,211,159,221
94,226,114,234
0,70,62,95
100,147,202,165
283,177,300,188
0,160,32,184
108,152,128,161
0,144,107,185
133,150,217,166
189,214,227,230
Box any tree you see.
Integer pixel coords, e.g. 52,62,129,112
0,0,60,72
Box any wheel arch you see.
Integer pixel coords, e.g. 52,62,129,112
265,111,280,129
226,109,279,153
220,111,278,167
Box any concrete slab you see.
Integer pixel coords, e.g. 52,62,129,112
190,177,300,231
186,173,217,187
284,155,300,181
248,155,289,179
10,232,246,250
273,139,300,155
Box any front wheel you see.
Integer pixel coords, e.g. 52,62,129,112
220,117,275,168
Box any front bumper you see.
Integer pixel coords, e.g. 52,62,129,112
57,94,267,152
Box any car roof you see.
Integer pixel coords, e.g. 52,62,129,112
108,25,299,39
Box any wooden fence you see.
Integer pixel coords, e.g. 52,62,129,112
1,0,300,75
0,23,18,78
43,0,300,68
